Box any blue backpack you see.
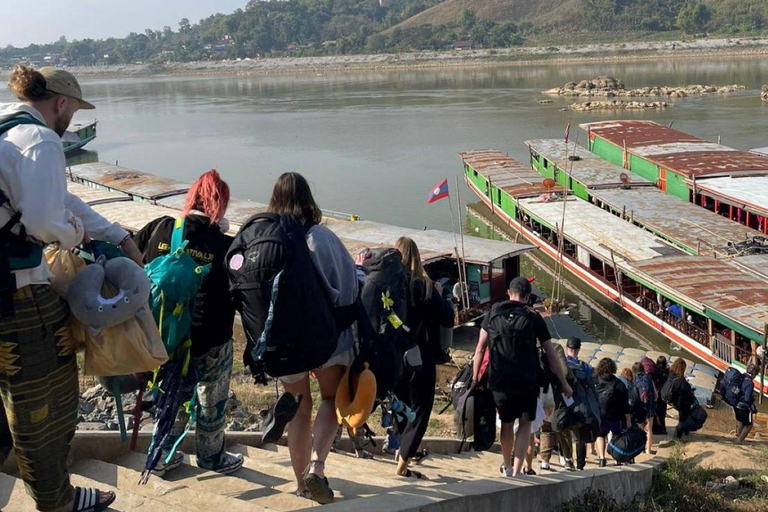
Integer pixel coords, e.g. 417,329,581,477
635,373,656,412
719,367,745,407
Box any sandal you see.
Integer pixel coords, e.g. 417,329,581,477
294,489,313,500
303,461,334,505
71,487,116,512
412,449,429,465
402,469,427,480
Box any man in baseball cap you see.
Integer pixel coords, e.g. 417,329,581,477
38,66,96,110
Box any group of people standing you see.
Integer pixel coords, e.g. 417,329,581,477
0,64,455,512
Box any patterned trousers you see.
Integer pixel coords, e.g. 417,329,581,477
0,285,78,511
160,340,233,470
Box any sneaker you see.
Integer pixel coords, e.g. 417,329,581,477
564,459,576,472
262,393,302,446
499,464,513,477
214,453,244,475
598,458,607,468
540,462,555,472
558,455,566,467
155,451,184,476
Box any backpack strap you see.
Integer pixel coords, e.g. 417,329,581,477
171,218,186,253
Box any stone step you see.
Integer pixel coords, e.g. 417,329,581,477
0,470,195,512
71,458,266,512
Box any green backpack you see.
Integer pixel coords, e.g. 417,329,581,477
146,218,211,363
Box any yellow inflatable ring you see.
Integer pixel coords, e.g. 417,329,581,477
335,363,377,430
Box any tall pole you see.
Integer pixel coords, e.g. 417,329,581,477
446,184,467,311
760,323,767,404
455,175,471,309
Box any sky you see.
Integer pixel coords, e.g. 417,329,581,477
2,0,249,47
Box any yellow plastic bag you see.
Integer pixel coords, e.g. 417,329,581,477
46,248,168,376
45,246,86,296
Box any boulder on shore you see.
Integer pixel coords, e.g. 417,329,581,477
543,76,746,98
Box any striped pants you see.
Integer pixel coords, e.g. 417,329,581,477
0,285,78,511
159,340,233,470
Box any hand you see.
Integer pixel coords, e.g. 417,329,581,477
561,383,573,399
119,237,144,266
355,250,372,266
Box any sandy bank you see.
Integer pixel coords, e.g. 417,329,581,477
63,36,768,80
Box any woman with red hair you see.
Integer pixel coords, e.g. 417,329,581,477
134,169,243,475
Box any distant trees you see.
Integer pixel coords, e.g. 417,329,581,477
677,1,713,34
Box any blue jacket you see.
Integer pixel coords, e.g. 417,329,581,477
739,377,755,410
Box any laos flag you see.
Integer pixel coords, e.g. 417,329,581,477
427,178,449,204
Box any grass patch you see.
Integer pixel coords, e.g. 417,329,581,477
560,444,768,512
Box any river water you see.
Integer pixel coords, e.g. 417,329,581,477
4,55,768,352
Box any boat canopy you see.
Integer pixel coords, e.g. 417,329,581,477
692,175,768,218
460,149,566,199
68,162,189,201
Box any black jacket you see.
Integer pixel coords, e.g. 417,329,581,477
134,214,235,357
665,373,695,416
408,278,454,355
596,374,630,422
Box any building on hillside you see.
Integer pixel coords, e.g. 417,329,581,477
453,40,473,50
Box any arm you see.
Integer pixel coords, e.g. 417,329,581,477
11,142,83,248
472,328,489,382
542,340,573,398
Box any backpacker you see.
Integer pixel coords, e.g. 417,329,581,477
225,213,339,378
719,367,746,407
681,403,708,432
635,372,656,413
623,378,647,424
608,426,647,463
146,218,211,358
552,359,600,435
485,301,539,392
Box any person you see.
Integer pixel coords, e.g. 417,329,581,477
268,172,358,503
564,337,593,471
0,65,143,512
134,169,243,476
595,358,631,467
472,276,572,477
735,363,759,443
538,387,574,472
652,356,669,435
665,359,696,439
393,236,454,479
632,361,656,454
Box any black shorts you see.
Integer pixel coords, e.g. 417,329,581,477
492,389,538,424
735,407,753,427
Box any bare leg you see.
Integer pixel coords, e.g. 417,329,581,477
525,434,535,471
282,376,313,491
396,454,410,476
737,424,752,443
500,422,514,472
309,365,347,478
513,420,532,476
596,436,607,459
645,422,653,453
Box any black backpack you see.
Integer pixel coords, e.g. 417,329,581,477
225,213,338,378
625,380,647,424
681,403,708,432
719,367,745,407
360,248,416,353
485,302,539,392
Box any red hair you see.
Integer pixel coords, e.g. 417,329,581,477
182,169,230,225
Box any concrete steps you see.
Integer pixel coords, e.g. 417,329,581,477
0,433,664,512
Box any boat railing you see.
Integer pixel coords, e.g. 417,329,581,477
637,295,711,347
712,333,735,363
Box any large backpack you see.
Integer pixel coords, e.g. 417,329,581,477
485,302,539,392
146,218,211,358
681,403,708,432
622,378,647,424
225,213,339,378
719,367,746,407
597,377,627,419
635,372,656,412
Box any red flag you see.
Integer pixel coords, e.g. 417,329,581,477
427,178,449,204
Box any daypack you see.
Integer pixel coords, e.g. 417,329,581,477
552,359,600,435
597,377,627,420
444,365,474,440
635,372,656,412
472,387,497,452
719,367,746,407
485,301,539,392
608,426,647,463
225,213,340,378
360,248,416,354
146,218,211,357
622,377,647,424
681,403,708,433
660,375,675,404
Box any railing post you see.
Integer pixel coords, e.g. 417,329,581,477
761,323,767,404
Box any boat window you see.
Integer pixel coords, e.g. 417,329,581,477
542,157,549,169
497,188,502,205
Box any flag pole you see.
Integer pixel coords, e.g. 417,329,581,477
455,175,471,309
445,182,467,310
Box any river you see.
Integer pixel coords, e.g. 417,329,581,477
4,55,767,353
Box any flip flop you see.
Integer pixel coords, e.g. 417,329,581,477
262,392,302,445
303,473,334,504
71,487,116,512
402,469,427,480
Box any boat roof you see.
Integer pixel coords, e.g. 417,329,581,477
460,150,566,198
524,139,655,189
70,173,533,266
588,187,761,254
693,175,768,217
519,196,684,264
730,254,768,282
631,255,768,337
68,162,189,201
580,120,768,179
